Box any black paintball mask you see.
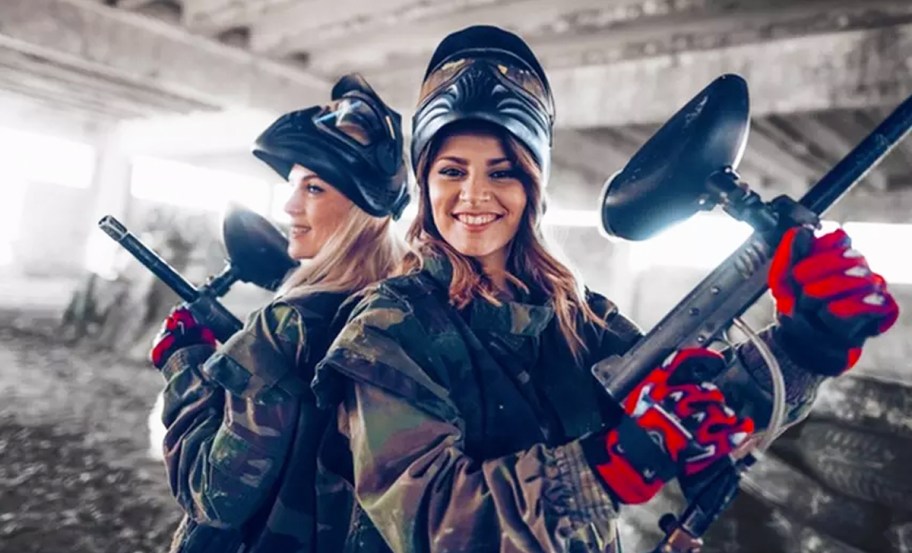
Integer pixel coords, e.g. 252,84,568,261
253,73,410,219
412,25,555,182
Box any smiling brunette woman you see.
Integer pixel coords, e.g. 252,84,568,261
314,26,899,553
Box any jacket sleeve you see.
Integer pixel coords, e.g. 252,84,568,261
316,290,619,553
720,325,827,428
159,302,307,527
584,292,825,430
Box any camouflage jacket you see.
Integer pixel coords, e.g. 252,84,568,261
159,290,352,553
312,256,826,553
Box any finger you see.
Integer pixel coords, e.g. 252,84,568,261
826,291,900,336
801,273,879,302
807,228,852,255
770,227,809,286
769,227,815,314
791,249,868,284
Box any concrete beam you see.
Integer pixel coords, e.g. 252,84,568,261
316,0,911,88
304,0,912,74
181,0,293,35
0,92,110,144
859,107,912,172
257,0,605,61
551,129,632,181
1,0,329,117
248,0,472,56
783,113,888,190
0,47,210,118
370,22,912,129
544,23,912,128
825,185,912,224
531,0,912,68
739,125,814,198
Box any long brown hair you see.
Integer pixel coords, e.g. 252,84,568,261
279,204,408,298
406,121,605,360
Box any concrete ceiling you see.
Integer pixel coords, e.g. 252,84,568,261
4,0,912,199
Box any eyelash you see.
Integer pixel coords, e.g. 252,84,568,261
490,170,517,179
305,184,324,194
437,167,517,180
438,167,464,178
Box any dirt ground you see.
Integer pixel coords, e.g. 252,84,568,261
0,309,181,553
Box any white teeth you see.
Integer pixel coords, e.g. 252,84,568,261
863,293,886,306
456,213,498,225
844,249,864,259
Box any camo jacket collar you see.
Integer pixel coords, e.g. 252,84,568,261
422,255,555,339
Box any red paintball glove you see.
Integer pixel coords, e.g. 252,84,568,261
150,305,216,369
769,227,899,375
582,349,754,505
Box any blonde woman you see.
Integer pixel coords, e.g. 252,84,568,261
148,74,409,553
313,27,899,552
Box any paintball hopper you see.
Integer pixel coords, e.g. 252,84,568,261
222,204,298,292
600,74,751,241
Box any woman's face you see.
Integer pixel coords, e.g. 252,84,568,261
284,164,353,260
427,132,527,273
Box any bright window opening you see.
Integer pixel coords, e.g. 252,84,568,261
843,222,912,284
130,156,272,214
539,208,912,284
628,213,754,272
0,127,95,266
270,182,291,224
0,127,95,189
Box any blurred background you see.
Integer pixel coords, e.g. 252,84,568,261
0,1,910,551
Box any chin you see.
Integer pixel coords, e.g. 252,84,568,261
452,242,501,261
288,246,316,261
288,237,319,258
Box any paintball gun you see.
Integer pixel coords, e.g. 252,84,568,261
97,205,298,343
591,74,912,552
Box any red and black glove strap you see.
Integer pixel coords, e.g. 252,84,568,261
581,413,682,505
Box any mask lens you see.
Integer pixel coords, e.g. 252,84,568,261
496,63,553,117
314,97,383,146
418,56,553,118
418,58,469,105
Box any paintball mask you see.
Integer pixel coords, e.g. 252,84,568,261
411,26,555,181
253,73,410,219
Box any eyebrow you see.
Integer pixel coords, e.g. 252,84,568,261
436,156,512,166
290,173,322,185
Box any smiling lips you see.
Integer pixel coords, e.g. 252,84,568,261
290,224,311,237
453,212,503,230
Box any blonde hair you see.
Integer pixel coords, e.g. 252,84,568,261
279,204,408,297
406,121,605,361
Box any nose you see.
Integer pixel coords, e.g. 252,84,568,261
459,171,491,204
284,185,306,216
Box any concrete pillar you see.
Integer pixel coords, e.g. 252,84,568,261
82,130,134,278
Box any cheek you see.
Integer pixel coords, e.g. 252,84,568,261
428,181,452,227
504,187,528,226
